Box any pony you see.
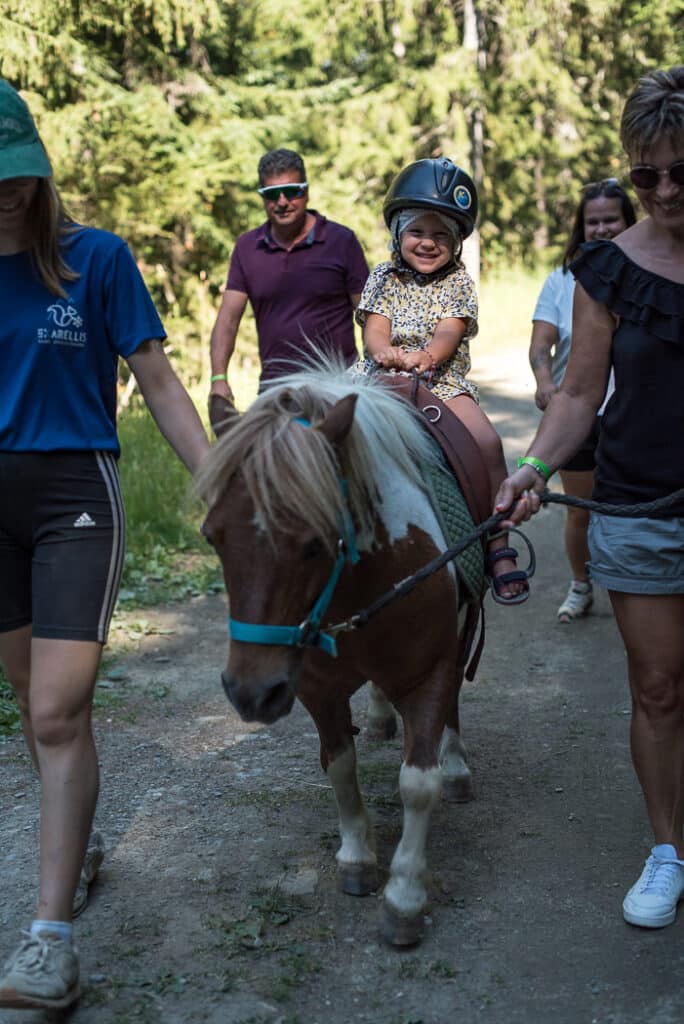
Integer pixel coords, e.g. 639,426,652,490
198,363,482,946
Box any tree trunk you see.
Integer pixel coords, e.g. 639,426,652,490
461,0,486,289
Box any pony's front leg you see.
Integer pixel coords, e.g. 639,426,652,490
365,681,397,740
327,744,378,896
382,761,442,946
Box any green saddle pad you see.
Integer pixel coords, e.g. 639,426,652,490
421,444,485,601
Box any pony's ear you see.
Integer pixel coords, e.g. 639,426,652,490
315,393,357,446
209,394,239,438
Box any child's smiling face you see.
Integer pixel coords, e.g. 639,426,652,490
399,212,456,274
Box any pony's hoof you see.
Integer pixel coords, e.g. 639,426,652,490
338,862,378,896
380,901,424,947
366,715,397,741
442,774,474,803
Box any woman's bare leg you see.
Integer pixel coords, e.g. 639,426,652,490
0,633,102,922
610,591,684,854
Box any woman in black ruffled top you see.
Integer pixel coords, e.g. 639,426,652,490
496,65,684,930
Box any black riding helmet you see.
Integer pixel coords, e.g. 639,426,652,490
383,158,478,239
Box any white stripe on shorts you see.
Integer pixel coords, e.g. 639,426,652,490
95,451,126,642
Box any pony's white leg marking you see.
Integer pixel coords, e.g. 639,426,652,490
327,744,377,895
384,762,442,922
365,681,397,740
440,726,473,802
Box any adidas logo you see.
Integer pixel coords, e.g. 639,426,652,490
73,512,96,528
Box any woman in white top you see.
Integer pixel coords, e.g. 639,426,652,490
529,179,636,621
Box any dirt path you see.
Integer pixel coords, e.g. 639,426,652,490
2,354,683,1024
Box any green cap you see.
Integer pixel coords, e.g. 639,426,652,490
0,79,52,183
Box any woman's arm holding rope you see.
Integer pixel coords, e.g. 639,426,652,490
496,284,614,524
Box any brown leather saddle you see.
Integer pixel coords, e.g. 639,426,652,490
376,373,492,525
376,372,491,680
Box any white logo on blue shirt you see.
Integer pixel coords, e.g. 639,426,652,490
47,302,83,328
38,301,87,346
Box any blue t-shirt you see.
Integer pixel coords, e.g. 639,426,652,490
0,226,165,454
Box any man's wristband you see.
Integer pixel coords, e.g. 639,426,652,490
517,456,551,481
210,373,228,383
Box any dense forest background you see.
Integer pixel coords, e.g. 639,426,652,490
2,0,682,382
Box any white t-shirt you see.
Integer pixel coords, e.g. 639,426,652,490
532,266,614,414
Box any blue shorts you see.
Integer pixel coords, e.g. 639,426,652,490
588,513,684,595
0,451,125,642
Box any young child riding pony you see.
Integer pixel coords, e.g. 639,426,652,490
355,158,528,604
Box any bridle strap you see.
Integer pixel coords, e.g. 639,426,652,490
229,541,348,657
228,416,359,658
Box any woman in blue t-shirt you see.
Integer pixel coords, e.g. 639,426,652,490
497,65,684,932
0,81,209,1010
529,181,635,623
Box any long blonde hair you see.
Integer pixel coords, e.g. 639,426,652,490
29,177,80,298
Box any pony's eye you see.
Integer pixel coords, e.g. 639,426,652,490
302,538,324,560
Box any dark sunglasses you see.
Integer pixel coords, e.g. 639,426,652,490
582,177,619,191
258,182,307,202
629,162,684,190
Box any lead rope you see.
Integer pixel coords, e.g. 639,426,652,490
324,485,684,639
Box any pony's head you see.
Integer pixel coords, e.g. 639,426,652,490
198,362,443,723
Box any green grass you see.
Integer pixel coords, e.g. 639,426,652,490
118,403,206,558
116,399,225,604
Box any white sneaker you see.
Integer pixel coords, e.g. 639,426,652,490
0,931,80,1009
623,844,684,928
557,580,593,622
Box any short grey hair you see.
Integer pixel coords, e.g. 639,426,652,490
257,148,306,186
620,65,684,161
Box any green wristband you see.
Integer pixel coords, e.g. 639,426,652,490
210,373,228,383
517,456,551,481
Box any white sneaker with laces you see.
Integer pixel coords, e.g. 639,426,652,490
0,931,80,1009
557,580,593,622
623,844,684,928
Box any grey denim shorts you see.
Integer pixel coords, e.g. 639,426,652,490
588,513,684,594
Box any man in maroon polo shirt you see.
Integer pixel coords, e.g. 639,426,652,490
209,148,369,400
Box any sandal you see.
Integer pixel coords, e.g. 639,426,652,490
486,529,536,606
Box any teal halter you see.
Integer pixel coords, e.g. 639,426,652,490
228,417,360,658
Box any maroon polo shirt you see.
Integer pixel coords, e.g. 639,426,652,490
226,210,369,383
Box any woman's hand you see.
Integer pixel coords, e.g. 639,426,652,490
534,383,557,411
494,466,544,527
372,347,406,370
401,350,434,374
209,375,235,405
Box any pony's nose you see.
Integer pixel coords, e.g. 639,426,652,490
222,670,295,724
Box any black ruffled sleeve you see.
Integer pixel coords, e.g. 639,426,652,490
570,240,684,347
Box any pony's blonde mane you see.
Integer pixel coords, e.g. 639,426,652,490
197,362,444,552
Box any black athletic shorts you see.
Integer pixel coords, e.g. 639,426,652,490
0,451,125,643
560,418,601,474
